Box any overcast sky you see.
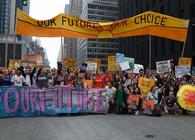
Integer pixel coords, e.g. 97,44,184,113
30,0,69,68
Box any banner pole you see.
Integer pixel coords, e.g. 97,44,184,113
181,19,190,57
181,41,186,57
148,35,152,69
13,7,18,61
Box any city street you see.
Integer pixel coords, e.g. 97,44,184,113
0,114,195,140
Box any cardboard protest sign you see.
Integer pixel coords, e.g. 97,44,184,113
21,54,36,66
85,60,100,70
138,77,155,95
124,57,134,69
87,62,97,72
133,64,144,74
108,56,118,72
119,61,130,71
116,53,125,64
178,57,192,66
191,66,195,76
8,60,21,69
63,58,76,70
177,85,195,111
175,66,191,78
156,60,171,73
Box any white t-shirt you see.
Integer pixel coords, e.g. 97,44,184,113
11,75,25,86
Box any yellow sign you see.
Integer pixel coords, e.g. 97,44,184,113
17,9,188,42
178,57,192,66
108,56,118,72
8,60,21,69
63,58,76,70
177,85,195,111
138,77,155,95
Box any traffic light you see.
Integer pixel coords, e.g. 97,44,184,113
22,0,28,6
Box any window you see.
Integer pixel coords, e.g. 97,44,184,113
160,5,164,14
179,0,184,6
192,26,195,51
191,4,195,17
153,0,156,7
161,39,165,57
179,9,184,18
170,40,175,55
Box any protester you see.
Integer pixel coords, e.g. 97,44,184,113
0,62,194,116
115,84,128,114
11,68,26,86
21,66,36,86
53,69,66,86
105,81,116,113
163,91,179,115
36,68,48,89
84,72,94,89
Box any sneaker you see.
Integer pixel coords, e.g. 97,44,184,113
174,112,178,116
135,110,139,115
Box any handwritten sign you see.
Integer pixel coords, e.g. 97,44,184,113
175,66,191,78
64,58,76,70
0,86,108,117
138,77,155,95
119,61,130,71
116,53,125,64
124,57,134,70
178,57,192,66
156,60,171,73
87,62,97,72
133,64,144,74
108,56,118,72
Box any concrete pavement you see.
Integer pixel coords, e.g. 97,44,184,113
0,114,195,140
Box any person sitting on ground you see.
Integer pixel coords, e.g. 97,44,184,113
146,85,164,116
163,91,179,115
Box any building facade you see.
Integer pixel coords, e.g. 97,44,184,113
0,0,24,67
63,0,83,60
118,0,195,68
77,0,118,68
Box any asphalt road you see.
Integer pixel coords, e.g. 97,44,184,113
0,114,195,140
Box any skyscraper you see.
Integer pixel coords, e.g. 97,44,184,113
0,0,24,67
118,0,195,67
77,0,118,68
65,0,83,60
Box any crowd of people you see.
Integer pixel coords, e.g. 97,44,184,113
0,65,194,116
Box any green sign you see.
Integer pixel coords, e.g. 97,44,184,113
124,57,134,70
